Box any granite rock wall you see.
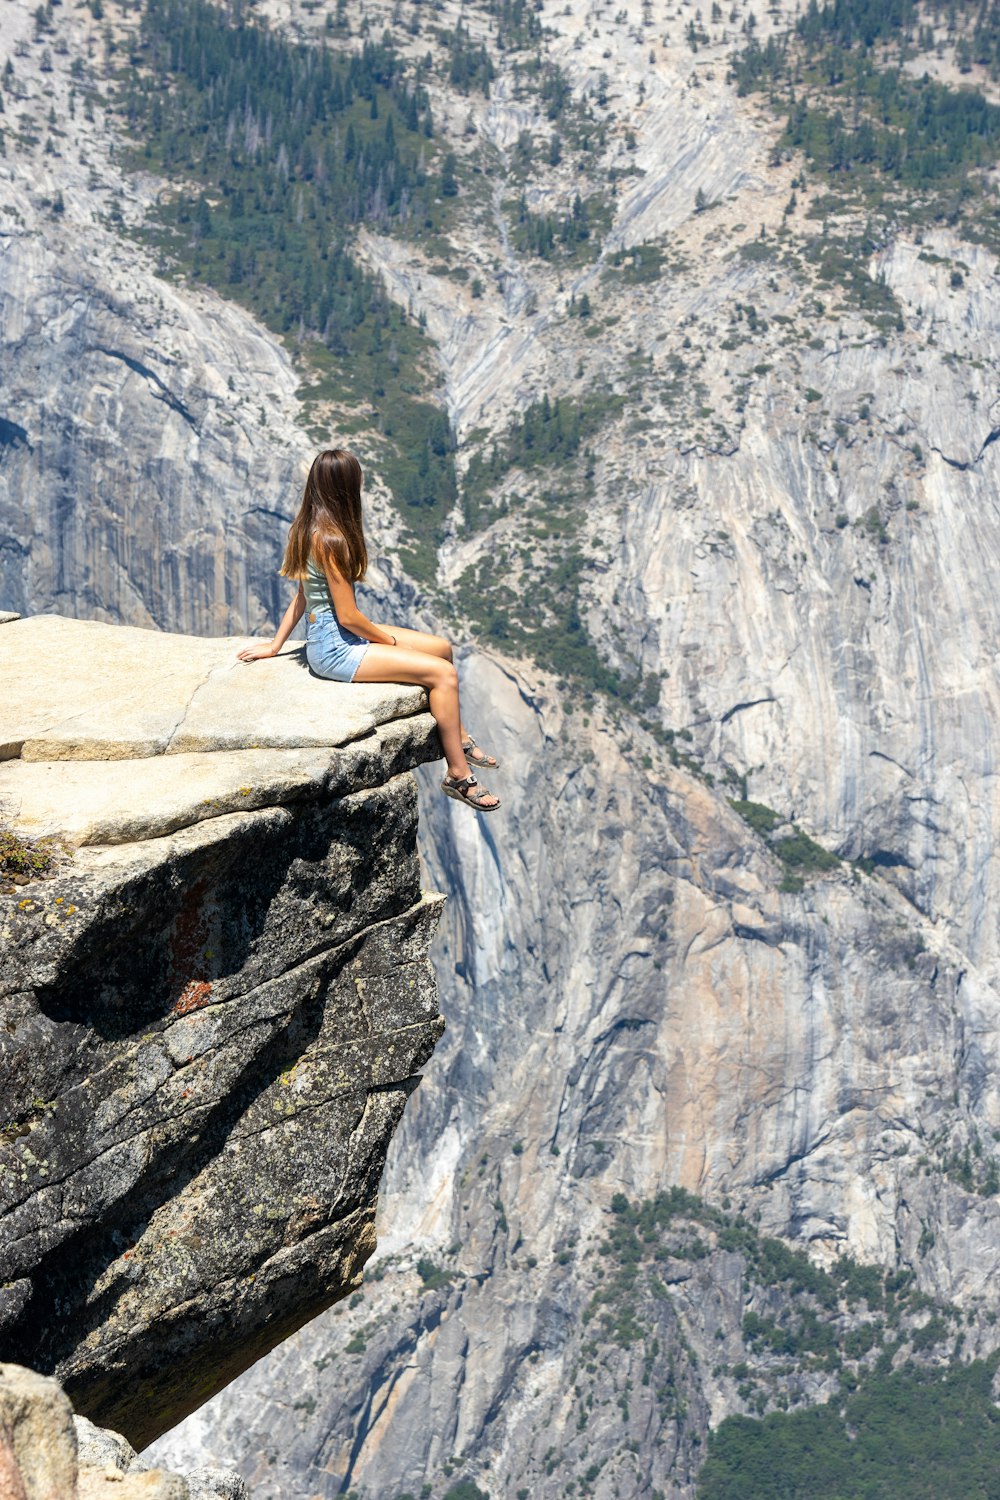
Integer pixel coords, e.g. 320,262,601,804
0,616,445,1450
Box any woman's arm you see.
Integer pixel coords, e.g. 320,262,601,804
322,561,396,647
236,584,306,662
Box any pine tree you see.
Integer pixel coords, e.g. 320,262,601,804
440,151,458,196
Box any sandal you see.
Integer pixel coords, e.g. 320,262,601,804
462,735,501,771
441,772,501,813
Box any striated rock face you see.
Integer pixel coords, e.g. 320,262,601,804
151,652,1000,1497
0,0,314,639
0,616,445,1450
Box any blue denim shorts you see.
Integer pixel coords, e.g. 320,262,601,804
305,609,370,683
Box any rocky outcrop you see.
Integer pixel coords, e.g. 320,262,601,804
0,616,445,1450
0,1361,244,1498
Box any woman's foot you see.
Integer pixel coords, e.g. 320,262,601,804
442,772,501,813
461,735,501,771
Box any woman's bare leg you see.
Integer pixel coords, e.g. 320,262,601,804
375,624,452,659
373,625,473,743
353,645,499,808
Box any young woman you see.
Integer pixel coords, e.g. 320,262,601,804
236,448,500,813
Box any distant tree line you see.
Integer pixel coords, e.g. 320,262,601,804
490,0,544,50
443,23,495,93
120,0,457,537
793,0,1000,73
730,0,1000,224
464,393,605,506
510,192,600,259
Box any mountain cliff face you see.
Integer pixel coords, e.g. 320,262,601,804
149,664,1000,1496
0,615,444,1449
5,0,1000,1491
0,0,310,635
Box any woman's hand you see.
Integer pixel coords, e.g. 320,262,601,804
236,586,305,663
236,643,278,662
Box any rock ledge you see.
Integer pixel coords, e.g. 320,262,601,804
0,616,445,1450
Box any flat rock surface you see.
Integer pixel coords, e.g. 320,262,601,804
0,615,426,761
0,748,335,845
0,715,437,846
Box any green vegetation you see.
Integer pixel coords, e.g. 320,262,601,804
441,1483,489,1500
600,1189,916,1327
0,1096,58,1145
591,1192,981,1500
0,824,59,888
727,800,780,838
441,23,495,95
456,541,661,711
730,0,1000,249
492,0,544,51
857,503,890,543
800,229,904,330
794,0,1000,77
738,238,776,264
462,393,616,528
728,799,840,888
697,1356,1000,1500
602,242,677,284
507,191,610,262
416,1256,453,1291
926,1122,1000,1197
454,393,674,716
118,0,457,568
393,1186,978,1500
771,830,841,874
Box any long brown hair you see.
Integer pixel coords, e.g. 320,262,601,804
280,449,368,583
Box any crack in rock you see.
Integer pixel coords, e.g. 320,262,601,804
720,695,776,724
931,426,1000,471
87,345,197,428
162,661,230,753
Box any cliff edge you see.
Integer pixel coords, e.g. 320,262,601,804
0,614,446,1448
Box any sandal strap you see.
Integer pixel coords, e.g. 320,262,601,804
445,773,497,806
462,736,497,766
465,786,497,806
447,773,478,792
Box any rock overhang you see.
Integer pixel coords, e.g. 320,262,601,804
0,613,430,760
0,612,446,1448
0,614,440,844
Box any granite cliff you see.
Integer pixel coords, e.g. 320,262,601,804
5,0,1000,1491
0,613,444,1450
